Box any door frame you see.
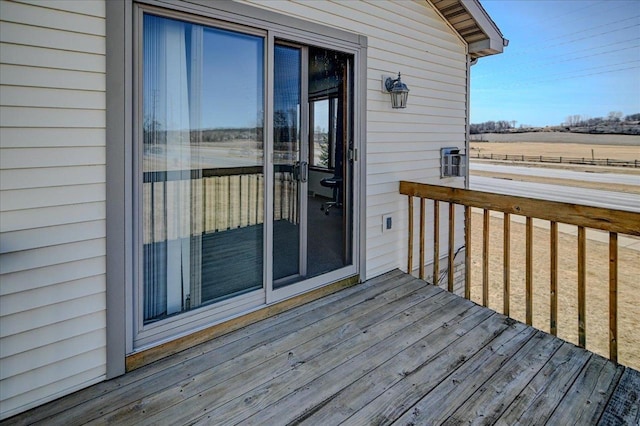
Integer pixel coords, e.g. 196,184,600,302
105,0,368,371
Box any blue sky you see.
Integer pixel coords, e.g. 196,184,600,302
471,0,640,127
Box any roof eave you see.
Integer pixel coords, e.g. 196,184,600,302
462,0,507,58
430,0,507,59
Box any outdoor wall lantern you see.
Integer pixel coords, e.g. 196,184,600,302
384,72,410,109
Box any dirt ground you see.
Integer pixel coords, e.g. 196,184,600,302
470,141,640,162
467,139,640,370
470,132,640,146
468,213,640,370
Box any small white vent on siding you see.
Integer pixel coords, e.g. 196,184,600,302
440,147,466,178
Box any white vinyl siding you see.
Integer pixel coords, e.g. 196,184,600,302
0,0,107,420
241,0,468,279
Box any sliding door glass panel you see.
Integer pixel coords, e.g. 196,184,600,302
142,13,264,324
306,47,353,278
273,44,303,285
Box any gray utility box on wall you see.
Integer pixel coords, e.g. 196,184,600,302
440,147,466,178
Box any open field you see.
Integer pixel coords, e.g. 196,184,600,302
468,213,640,370
470,131,640,146
470,141,640,162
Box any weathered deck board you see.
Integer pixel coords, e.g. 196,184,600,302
495,342,592,425
599,367,640,425
4,270,637,426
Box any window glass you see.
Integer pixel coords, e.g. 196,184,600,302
142,14,264,323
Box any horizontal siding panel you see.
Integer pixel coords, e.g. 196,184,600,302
0,220,105,254
368,60,465,92
0,202,105,233
0,64,105,91
368,110,465,125
0,183,105,212
1,366,104,420
367,122,463,134
366,181,400,197
367,132,464,144
367,168,442,186
367,49,466,84
0,86,105,110
0,256,105,296
367,158,441,174
0,21,105,55
367,141,465,154
0,275,104,317
338,0,462,46
0,42,104,73
0,166,105,190
246,0,462,54
0,128,105,148
0,312,104,359
13,0,106,18
0,292,105,337
0,1,105,36
1,329,105,381
0,347,105,402
366,83,465,110
0,238,105,275
0,107,105,128
0,147,104,169
367,151,445,165
368,0,460,36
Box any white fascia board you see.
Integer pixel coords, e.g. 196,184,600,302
462,0,506,56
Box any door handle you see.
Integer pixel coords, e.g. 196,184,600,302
300,161,308,182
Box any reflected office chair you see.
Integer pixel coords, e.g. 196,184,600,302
320,176,342,215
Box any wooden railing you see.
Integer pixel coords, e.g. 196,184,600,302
400,181,640,362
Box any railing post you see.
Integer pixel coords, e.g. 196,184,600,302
419,198,426,280
433,200,440,286
550,221,558,336
578,226,586,348
503,213,510,316
465,206,471,300
448,203,455,293
483,209,489,307
526,217,533,325
407,196,414,275
610,232,618,362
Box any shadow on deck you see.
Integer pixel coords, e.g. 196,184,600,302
6,270,640,425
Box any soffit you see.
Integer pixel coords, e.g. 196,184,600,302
430,0,507,59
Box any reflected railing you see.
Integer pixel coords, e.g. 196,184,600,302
142,165,297,245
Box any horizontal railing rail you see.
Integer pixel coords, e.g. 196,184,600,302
473,152,639,168
400,181,640,363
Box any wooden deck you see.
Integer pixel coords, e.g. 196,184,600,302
6,270,640,425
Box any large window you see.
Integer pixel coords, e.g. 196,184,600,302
141,13,265,323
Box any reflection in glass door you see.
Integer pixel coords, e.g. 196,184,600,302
273,44,307,286
141,13,265,323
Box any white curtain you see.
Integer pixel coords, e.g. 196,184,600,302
144,16,202,320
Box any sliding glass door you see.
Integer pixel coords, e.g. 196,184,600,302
136,8,359,344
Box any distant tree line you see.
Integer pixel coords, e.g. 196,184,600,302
471,112,640,135
469,120,517,134
564,112,640,127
